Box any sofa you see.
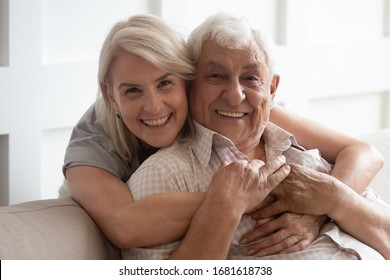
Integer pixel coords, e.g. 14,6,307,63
1,128,389,260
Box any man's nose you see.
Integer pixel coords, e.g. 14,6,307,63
222,80,246,105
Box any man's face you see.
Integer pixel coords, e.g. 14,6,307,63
189,39,273,151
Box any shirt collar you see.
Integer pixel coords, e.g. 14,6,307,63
262,122,301,160
191,121,236,167
190,120,302,167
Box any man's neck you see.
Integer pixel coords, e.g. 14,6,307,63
239,139,266,162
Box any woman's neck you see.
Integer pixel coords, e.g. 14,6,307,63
137,143,159,164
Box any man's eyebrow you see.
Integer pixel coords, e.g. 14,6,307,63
205,61,263,71
205,61,226,70
244,62,263,70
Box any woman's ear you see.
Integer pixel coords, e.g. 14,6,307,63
270,74,280,100
103,83,120,112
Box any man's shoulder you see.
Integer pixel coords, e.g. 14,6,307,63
142,140,191,168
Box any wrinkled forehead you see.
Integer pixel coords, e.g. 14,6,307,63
198,39,268,72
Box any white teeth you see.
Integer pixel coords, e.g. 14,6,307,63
142,115,170,127
217,111,245,118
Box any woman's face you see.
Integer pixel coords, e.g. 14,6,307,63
107,53,188,148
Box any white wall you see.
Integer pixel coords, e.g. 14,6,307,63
0,0,389,205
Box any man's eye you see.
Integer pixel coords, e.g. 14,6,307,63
245,76,260,82
207,73,224,79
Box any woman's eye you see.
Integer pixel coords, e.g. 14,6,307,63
125,87,142,95
158,80,173,88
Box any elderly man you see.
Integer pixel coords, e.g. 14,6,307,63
124,13,389,260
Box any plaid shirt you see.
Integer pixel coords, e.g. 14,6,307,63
123,121,384,260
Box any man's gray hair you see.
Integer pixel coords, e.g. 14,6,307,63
187,13,276,76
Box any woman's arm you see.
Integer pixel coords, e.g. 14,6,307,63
68,157,289,259
256,164,390,259
270,105,384,193
66,166,204,248
329,184,390,259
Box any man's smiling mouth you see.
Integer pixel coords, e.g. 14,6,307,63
216,110,245,118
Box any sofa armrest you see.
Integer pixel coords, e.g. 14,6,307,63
0,198,121,259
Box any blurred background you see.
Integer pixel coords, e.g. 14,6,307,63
0,0,389,205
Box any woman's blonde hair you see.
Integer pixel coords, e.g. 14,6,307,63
96,14,195,161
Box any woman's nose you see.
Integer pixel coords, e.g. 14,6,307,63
143,91,163,114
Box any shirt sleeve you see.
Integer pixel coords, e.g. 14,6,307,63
62,103,134,182
128,163,175,200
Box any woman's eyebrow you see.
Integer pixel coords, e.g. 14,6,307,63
118,82,138,90
117,73,173,90
154,73,172,82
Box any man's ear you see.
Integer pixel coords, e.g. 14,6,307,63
270,74,280,100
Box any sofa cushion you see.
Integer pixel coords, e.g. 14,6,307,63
0,198,121,259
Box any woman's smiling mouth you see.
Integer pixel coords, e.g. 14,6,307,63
141,114,172,127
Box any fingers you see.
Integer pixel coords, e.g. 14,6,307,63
267,164,290,189
258,155,287,179
239,217,276,245
246,234,310,257
258,156,290,194
252,199,288,219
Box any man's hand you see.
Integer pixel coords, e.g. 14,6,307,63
238,164,338,256
252,164,340,219
169,155,290,259
240,213,327,256
209,155,291,215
